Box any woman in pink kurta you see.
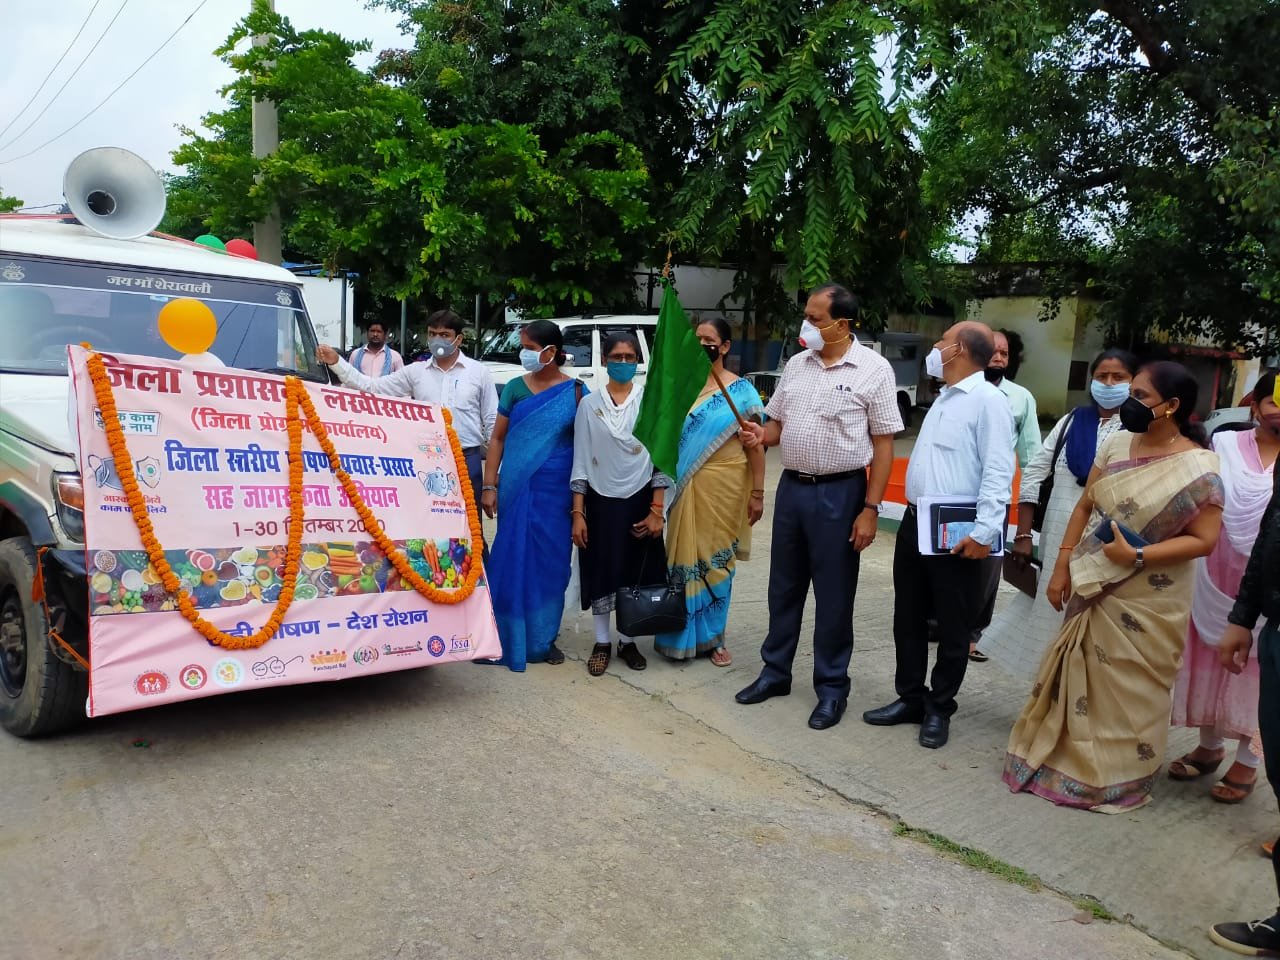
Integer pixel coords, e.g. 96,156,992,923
1170,372,1280,802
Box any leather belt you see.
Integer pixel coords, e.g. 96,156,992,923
783,468,866,486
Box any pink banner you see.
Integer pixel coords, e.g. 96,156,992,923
67,347,500,718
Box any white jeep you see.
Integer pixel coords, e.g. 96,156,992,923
0,148,326,736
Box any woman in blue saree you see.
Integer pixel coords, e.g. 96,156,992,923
481,321,583,670
654,318,766,665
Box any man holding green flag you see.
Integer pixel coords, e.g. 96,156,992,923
633,280,712,477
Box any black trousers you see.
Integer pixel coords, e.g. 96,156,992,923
1256,622,1280,904
759,471,866,700
893,508,1001,717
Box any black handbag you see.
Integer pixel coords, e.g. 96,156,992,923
1033,409,1075,533
614,538,686,636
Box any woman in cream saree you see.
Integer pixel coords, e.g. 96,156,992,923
1004,362,1224,811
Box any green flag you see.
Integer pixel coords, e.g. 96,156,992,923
634,280,711,478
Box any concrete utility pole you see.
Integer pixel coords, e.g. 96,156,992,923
251,0,283,265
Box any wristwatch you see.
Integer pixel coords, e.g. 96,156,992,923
1134,546,1145,570
862,502,882,515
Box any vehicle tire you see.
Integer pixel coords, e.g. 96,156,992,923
0,537,86,737
898,394,913,429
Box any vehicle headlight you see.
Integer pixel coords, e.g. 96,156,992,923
53,473,85,543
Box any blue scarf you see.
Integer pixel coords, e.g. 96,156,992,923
1064,404,1100,485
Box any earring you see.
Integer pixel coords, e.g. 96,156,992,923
1165,409,1174,418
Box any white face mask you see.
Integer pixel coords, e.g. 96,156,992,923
798,319,825,350
925,343,958,379
519,347,548,372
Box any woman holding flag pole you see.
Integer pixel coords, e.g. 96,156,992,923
652,317,766,665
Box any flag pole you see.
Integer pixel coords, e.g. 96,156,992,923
661,253,751,428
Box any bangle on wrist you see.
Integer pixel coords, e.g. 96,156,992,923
650,505,664,517
750,488,765,494
482,484,497,492
1014,533,1032,542
1059,543,1077,551
570,509,585,518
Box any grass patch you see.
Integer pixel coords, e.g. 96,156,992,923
1073,896,1117,922
892,821,1042,892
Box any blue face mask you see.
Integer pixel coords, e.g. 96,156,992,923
519,347,548,373
1090,379,1130,410
607,361,638,384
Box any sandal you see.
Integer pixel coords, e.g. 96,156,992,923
617,640,647,671
1212,770,1258,805
1262,839,1275,859
710,646,733,667
545,644,565,666
587,643,611,677
968,647,988,663
1168,749,1227,781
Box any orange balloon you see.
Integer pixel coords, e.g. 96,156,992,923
157,298,217,355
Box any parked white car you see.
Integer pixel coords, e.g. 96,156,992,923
479,315,658,392
1204,406,1253,435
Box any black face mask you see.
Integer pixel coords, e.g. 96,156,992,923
984,366,1004,384
704,343,721,364
1119,395,1157,433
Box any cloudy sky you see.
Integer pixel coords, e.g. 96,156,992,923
0,0,408,207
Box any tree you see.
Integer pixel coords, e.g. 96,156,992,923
0,195,20,213
920,0,1280,349
654,0,943,367
165,2,654,316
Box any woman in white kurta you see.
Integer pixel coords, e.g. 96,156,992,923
978,349,1139,679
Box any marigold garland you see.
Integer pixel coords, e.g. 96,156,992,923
84,348,483,651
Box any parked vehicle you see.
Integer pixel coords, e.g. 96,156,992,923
744,330,926,429
1205,406,1254,436
479,315,658,392
0,147,326,736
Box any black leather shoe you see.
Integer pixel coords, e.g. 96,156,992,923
919,714,950,749
861,699,925,726
808,698,848,730
735,675,792,705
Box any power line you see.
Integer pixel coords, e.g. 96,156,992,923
0,0,104,144
0,0,130,155
0,0,212,167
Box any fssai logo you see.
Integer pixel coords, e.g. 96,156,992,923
426,635,446,658
352,646,379,666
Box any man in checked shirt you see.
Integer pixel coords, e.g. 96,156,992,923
738,284,902,730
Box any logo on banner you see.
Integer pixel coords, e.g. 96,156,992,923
212,657,245,688
384,640,425,657
450,634,472,652
252,655,303,679
352,646,379,666
310,649,347,672
178,664,208,691
134,670,169,696
426,636,446,658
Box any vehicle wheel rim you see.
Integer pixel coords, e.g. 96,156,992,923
0,585,27,698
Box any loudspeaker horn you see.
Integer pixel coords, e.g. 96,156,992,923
63,146,167,240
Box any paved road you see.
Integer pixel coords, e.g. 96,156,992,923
0,456,1259,959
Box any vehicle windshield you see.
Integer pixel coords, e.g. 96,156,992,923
0,255,325,380
479,324,524,364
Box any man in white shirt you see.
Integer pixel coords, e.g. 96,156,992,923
862,321,1015,749
316,309,497,522
348,321,404,378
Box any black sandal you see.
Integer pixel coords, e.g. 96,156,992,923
587,643,611,676
617,641,647,671
545,644,565,665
